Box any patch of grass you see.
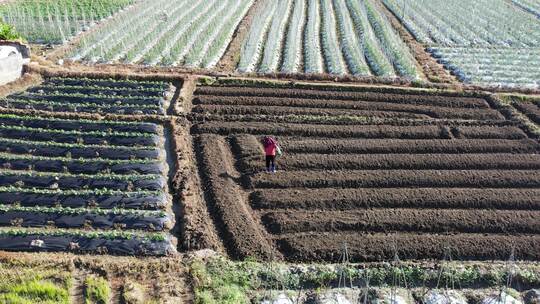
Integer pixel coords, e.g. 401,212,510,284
0,279,69,304
503,94,540,103
191,256,253,304
197,76,217,86
0,262,71,304
411,79,426,87
84,275,110,304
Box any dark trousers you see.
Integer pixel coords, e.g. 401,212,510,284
265,155,276,170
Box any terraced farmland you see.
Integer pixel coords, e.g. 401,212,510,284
238,0,418,78
0,112,173,255
190,82,540,262
3,0,540,300
0,77,170,115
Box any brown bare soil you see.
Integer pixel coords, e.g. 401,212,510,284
176,76,198,115
170,119,224,253
279,138,540,154
487,95,540,139
193,98,503,120
195,86,492,109
195,134,278,260
251,188,540,210
194,104,433,119
6,71,537,264
0,73,42,97
453,126,527,139
276,232,540,262
246,153,540,171
195,121,530,140
513,101,540,125
262,209,540,234
188,83,540,262
25,61,191,83
250,170,540,189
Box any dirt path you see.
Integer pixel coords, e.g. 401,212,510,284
69,268,87,304
195,134,279,259
109,277,124,304
172,122,226,253
216,0,266,72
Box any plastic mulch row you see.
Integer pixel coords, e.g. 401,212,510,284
0,157,163,175
0,115,160,133
0,191,167,209
0,99,165,115
11,94,164,107
0,234,173,256
0,173,165,191
0,141,160,160
0,210,169,231
0,128,160,146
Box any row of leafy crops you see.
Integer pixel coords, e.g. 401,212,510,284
68,0,254,67
383,0,540,89
0,77,168,115
238,0,418,78
0,78,173,254
0,0,135,44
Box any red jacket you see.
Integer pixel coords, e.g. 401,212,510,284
264,142,277,156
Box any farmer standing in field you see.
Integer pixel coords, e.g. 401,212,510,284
262,136,281,173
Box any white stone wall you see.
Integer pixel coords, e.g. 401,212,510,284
0,43,30,86
0,46,23,85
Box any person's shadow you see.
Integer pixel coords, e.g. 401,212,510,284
219,172,243,184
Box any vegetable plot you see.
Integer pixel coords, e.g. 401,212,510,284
384,0,540,47
0,77,169,116
429,47,540,89
0,0,134,44
238,0,418,78
383,0,540,88
190,82,540,262
0,112,173,256
69,0,254,68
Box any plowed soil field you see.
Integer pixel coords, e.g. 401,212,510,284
189,84,540,262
